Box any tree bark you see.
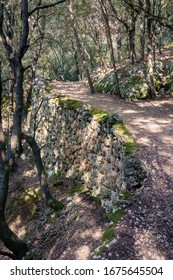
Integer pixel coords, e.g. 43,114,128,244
0,65,29,259
140,15,146,61
146,0,156,100
117,27,122,61
68,0,95,94
99,0,122,98
22,133,58,210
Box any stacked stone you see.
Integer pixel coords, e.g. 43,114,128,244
29,82,146,213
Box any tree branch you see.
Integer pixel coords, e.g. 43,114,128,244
29,0,66,16
0,250,15,259
21,133,61,210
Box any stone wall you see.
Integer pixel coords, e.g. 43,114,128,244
29,83,146,212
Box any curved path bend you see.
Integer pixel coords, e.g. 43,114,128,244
52,81,173,260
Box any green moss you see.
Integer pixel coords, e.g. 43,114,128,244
118,191,132,201
107,208,126,224
114,123,137,155
53,180,64,187
45,86,53,93
31,212,38,220
102,227,115,242
114,122,130,136
124,138,138,155
68,184,84,195
25,252,43,260
60,98,110,122
72,215,80,221
95,195,101,205
94,245,106,256
90,106,109,121
48,199,64,211
60,98,84,109
52,172,62,178
50,210,61,223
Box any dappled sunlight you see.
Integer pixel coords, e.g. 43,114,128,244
79,228,103,241
75,245,90,259
50,82,173,187
9,215,27,240
134,229,166,260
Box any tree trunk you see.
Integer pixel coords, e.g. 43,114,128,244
99,0,122,98
22,133,59,210
140,15,146,61
146,0,156,100
128,18,136,65
71,41,81,81
117,27,122,61
10,61,24,158
0,210,29,259
0,71,28,258
69,0,95,94
24,15,46,121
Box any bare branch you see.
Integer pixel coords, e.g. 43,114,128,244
0,250,15,259
29,0,66,16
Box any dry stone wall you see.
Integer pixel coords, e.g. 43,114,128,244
29,82,146,212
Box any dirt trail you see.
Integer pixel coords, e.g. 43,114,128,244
52,81,173,259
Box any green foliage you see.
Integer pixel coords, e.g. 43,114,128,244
52,172,62,178
107,208,126,224
102,227,115,242
118,191,132,201
50,211,61,223
95,195,101,205
31,212,38,220
68,184,84,195
48,199,65,211
94,245,106,256
25,252,43,260
53,180,64,187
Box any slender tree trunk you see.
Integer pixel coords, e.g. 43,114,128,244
128,17,136,65
128,30,136,64
8,69,15,133
10,60,24,158
24,15,46,120
22,133,59,210
71,41,81,81
117,27,122,61
158,26,162,54
69,0,95,94
140,15,146,61
99,0,121,97
146,0,156,100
